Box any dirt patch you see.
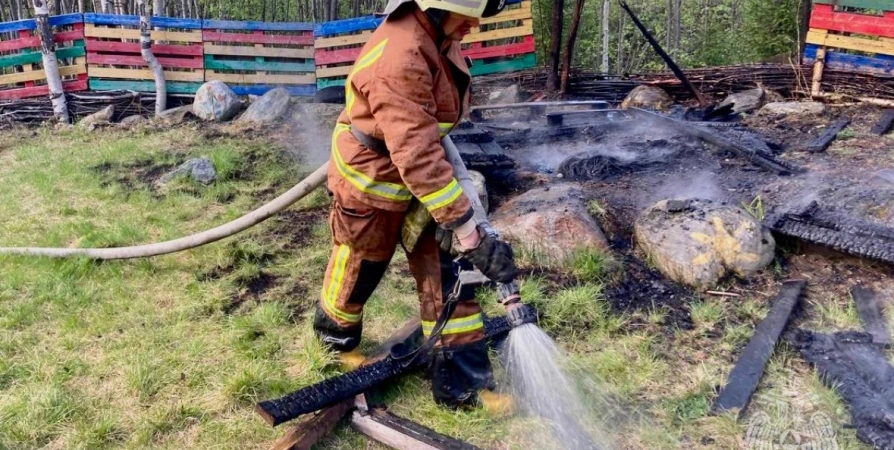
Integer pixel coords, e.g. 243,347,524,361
225,271,279,314
604,255,694,330
90,158,178,196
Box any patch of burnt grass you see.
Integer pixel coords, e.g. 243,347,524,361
90,158,178,195
270,208,330,250
225,272,279,314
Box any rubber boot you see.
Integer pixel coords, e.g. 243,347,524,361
338,349,367,371
478,389,515,417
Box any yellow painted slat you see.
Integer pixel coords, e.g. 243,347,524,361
480,3,532,25
463,20,533,44
0,62,85,85
205,70,316,84
806,27,894,56
84,24,202,43
314,31,372,49
87,66,203,82
203,43,314,59
315,65,353,78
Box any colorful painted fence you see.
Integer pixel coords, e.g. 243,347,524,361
804,0,894,80
313,15,382,89
203,20,316,96
0,14,87,100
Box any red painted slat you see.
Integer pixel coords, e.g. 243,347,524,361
87,52,202,69
463,36,535,60
0,78,87,100
314,46,363,65
0,30,86,52
85,39,203,56
810,4,894,39
202,30,314,46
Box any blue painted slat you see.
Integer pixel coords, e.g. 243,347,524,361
49,14,84,27
84,13,139,26
153,16,203,29
0,19,36,33
201,19,314,31
804,44,894,75
229,84,316,97
314,15,383,37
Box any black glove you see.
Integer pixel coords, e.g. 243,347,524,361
436,225,517,283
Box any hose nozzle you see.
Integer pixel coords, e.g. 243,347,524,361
506,304,538,328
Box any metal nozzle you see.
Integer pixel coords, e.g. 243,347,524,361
506,304,538,328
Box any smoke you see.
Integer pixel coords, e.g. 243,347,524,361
649,170,723,204
279,103,343,168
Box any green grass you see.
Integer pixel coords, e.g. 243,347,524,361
0,126,875,450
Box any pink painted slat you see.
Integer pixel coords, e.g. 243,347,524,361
463,36,535,60
87,52,203,69
0,76,87,100
85,39,203,56
314,46,363,65
810,3,894,39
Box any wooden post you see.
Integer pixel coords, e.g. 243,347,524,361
138,0,166,115
811,46,827,98
32,0,70,123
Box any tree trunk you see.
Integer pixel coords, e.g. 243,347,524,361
328,0,337,21
601,0,610,73
100,0,109,12
153,0,162,17
32,0,70,123
560,0,585,92
799,0,811,55
78,0,84,11
352,0,359,17
138,0,166,115
546,0,564,91
617,6,624,73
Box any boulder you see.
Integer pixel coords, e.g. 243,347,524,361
634,199,775,288
193,81,241,121
621,86,674,110
873,169,894,186
158,158,217,185
719,87,766,115
759,101,825,116
119,115,146,126
78,105,115,130
469,170,489,213
491,184,608,261
238,88,291,124
158,105,197,125
487,84,522,105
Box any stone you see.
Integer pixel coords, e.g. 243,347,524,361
634,199,776,288
719,87,766,114
79,105,114,130
873,169,894,186
119,115,146,126
238,88,292,124
158,158,217,185
491,184,609,261
193,81,241,122
158,105,197,125
621,85,674,110
759,101,825,116
487,84,522,105
468,170,489,213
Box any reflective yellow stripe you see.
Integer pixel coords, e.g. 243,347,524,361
420,178,463,212
321,244,362,323
331,124,413,201
438,122,454,137
422,312,484,337
346,39,389,120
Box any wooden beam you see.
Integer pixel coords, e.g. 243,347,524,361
463,20,533,44
813,0,894,11
351,408,482,450
807,118,850,153
0,59,86,85
871,110,894,135
711,280,807,417
477,3,532,26
810,4,894,40
315,64,353,79
313,30,372,49
807,27,894,58
851,285,891,348
87,66,203,82
205,71,316,85
203,43,314,59
84,24,202,42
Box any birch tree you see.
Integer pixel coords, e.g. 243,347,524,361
32,0,69,122
138,0,166,114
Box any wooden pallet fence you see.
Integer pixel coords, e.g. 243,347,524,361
313,15,383,89
462,0,536,76
805,1,894,85
202,20,316,96
0,14,87,100
84,14,204,94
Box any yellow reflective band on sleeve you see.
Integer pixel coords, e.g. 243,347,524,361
421,312,484,337
438,122,454,137
346,39,389,121
420,178,464,212
331,124,413,202
321,244,362,324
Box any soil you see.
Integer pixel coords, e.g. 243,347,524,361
268,207,329,251
90,158,177,195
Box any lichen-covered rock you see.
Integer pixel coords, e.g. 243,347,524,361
719,87,767,114
621,86,674,110
193,81,241,122
158,158,217,185
158,105,196,125
491,184,608,261
759,101,825,116
79,105,114,130
634,199,775,288
238,88,291,124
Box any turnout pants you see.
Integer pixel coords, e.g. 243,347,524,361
313,192,493,407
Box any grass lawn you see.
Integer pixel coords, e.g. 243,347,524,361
0,124,878,449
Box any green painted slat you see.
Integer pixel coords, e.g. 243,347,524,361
204,55,314,73
0,45,84,69
316,78,346,89
813,0,894,11
89,78,202,94
469,53,536,77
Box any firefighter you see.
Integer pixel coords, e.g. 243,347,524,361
312,0,519,410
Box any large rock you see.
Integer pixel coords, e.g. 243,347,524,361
238,88,291,124
621,86,674,110
491,184,608,261
634,199,775,288
158,158,217,185
719,87,766,114
469,170,489,213
118,115,146,126
79,105,114,130
193,81,241,122
159,105,197,125
487,84,522,105
759,101,825,116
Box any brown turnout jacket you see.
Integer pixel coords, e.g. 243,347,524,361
327,4,474,229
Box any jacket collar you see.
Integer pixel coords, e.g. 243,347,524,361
412,7,453,54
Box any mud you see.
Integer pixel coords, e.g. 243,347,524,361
226,271,279,314
90,159,177,195
603,255,694,330
268,208,329,250
788,329,894,450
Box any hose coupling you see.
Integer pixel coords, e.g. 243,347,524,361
506,304,538,328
